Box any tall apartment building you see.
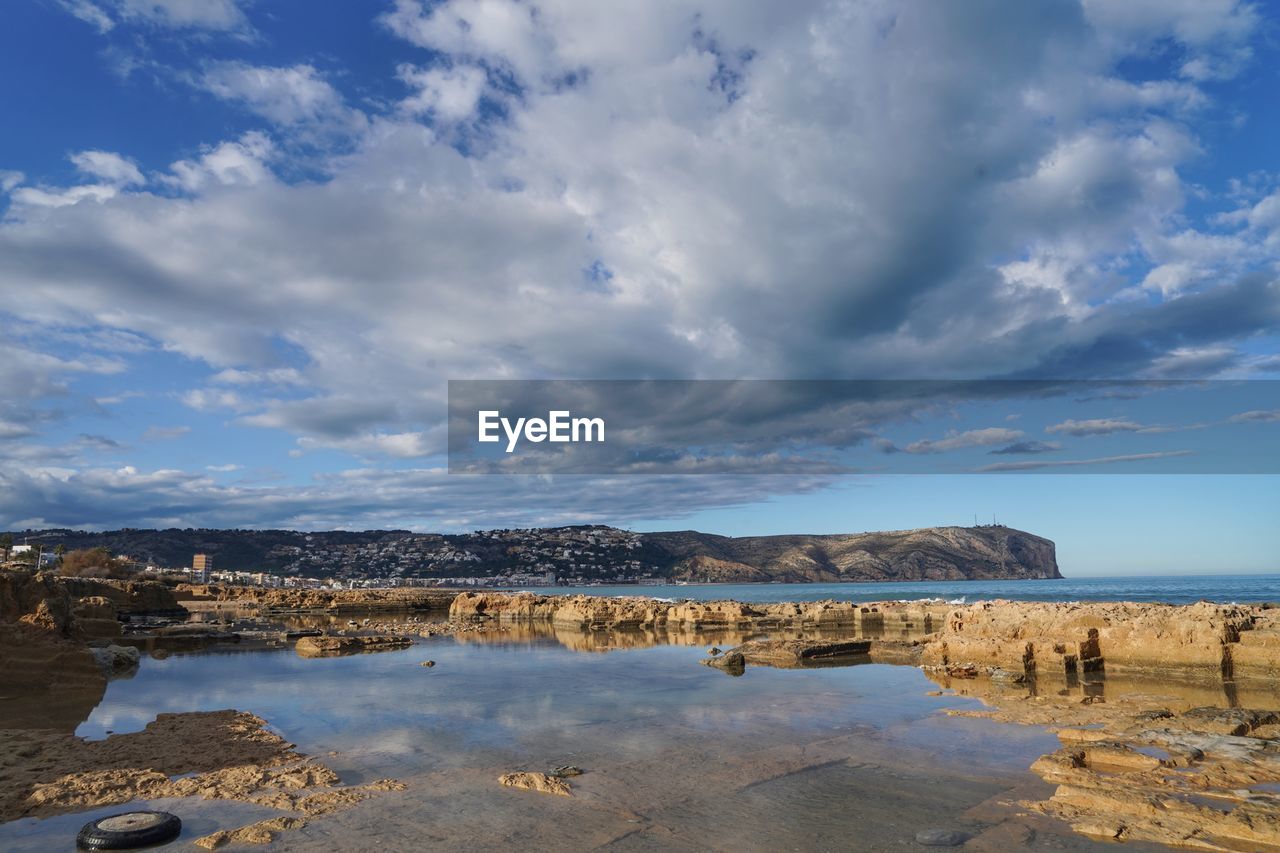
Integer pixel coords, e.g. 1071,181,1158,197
192,553,213,583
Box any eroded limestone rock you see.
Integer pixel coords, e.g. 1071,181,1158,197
294,635,413,657
498,771,573,797
921,599,1280,683
702,638,871,669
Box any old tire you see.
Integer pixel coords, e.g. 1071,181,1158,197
76,811,181,849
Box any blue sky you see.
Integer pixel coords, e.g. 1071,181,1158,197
1,0,1279,575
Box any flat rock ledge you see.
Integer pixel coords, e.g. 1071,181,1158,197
450,591,951,634
294,635,413,658
704,638,872,671
921,599,1280,683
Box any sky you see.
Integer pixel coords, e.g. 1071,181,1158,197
1,0,1278,575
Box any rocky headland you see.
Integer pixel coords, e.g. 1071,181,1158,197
8,522,1060,584
654,524,1061,582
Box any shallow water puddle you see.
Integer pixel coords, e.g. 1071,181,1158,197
0,796,284,852
8,633,1189,850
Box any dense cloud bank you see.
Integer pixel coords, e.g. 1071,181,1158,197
1,0,1277,528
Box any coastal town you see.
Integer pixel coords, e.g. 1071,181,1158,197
0,526,656,589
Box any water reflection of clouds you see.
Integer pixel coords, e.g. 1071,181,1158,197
76,644,1035,777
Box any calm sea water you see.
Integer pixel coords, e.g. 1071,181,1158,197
522,573,1280,605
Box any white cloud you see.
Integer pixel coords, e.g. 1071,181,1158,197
93,391,145,406
142,425,191,441
198,63,362,133
1143,345,1239,377
116,0,247,30
295,431,440,460
903,428,1026,455
396,63,489,122
58,0,114,32
71,150,145,186
0,337,125,401
977,449,1194,472
0,0,1276,523
1229,409,1280,423
164,132,275,192
1046,417,1143,436
10,184,119,209
182,389,248,412
1081,0,1258,80
0,419,34,440
8,150,143,209
1082,0,1257,46
210,367,304,386
60,0,250,33
0,464,838,531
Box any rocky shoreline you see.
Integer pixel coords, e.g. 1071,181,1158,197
445,591,1280,850
175,583,457,615
4,574,1279,850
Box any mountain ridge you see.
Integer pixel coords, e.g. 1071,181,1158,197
2,524,1061,583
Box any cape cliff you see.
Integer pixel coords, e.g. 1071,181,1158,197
650,525,1060,583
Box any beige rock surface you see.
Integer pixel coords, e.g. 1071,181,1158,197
702,638,872,669
293,634,413,657
194,815,308,848
498,771,573,797
61,577,186,615
178,585,456,614
448,591,951,637
0,707,405,849
920,599,1280,682
925,666,1280,850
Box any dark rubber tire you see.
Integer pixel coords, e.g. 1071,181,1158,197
76,811,182,849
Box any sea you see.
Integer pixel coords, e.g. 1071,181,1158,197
521,573,1280,605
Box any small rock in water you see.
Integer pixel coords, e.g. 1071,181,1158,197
914,828,969,847
420,660,436,667
548,765,583,778
703,650,745,675
498,771,572,797
707,647,721,656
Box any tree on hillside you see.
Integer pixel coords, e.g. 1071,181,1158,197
59,547,136,579
0,533,11,560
